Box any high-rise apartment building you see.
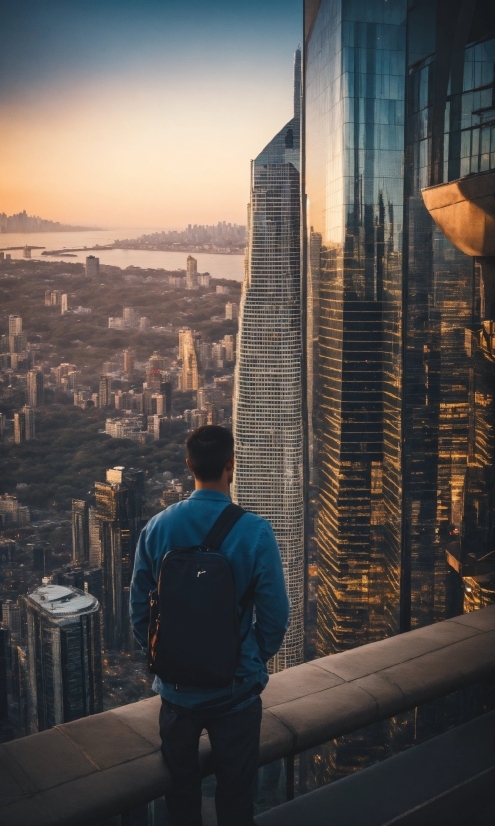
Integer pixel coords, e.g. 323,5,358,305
9,315,22,337
25,584,102,732
186,255,198,290
85,255,100,278
233,50,304,671
304,0,494,654
99,375,112,408
26,369,43,407
14,406,35,444
95,467,144,650
72,499,90,565
179,328,201,391
225,302,239,321
123,348,135,374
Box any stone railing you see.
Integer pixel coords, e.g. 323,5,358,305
0,605,494,826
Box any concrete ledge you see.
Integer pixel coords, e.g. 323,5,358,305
256,711,495,826
0,606,494,826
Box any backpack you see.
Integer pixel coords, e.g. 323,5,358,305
148,503,254,688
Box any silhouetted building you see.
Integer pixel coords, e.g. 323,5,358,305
0,627,11,721
72,499,90,565
25,584,102,732
32,546,50,573
85,256,99,278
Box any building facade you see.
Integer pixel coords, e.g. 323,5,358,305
26,369,44,407
95,467,144,651
233,50,305,671
72,499,90,565
179,328,201,391
14,406,35,444
305,0,494,654
85,256,99,278
186,255,198,290
25,584,102,733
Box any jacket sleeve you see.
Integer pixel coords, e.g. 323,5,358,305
252,521,290,663
130,524,156,649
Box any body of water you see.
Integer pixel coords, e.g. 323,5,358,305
0,229,244,281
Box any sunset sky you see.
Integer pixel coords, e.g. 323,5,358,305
0,0,301,229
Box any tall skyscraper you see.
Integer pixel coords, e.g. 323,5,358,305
179,329,201,391
25,584,102,732
85,255,100,279
402,0,495,626
233,50,304,671
99,375,112,408
95,467,144,650
186,255,198,290
9,315,22,337
14,406,35,444
26,369,44,407
304,0,494,654
123,348,135,374
72,499,90,565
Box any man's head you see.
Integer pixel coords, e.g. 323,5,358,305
186,425,234,485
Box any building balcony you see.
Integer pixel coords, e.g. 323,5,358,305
421,170,495,259
422,170,495,318
0,606,494,826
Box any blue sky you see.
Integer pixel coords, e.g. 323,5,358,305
1,0,302,227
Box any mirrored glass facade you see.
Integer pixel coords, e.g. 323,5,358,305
233,53,304,670
403,1,495,627
305,0,495,654
306,0,406,654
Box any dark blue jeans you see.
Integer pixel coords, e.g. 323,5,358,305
159,696,262,826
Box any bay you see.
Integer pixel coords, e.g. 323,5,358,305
0,229,244,281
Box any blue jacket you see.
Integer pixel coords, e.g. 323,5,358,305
130,489,290,710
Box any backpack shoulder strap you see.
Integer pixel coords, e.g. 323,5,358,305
203,503,245,550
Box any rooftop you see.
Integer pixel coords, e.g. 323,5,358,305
26,584,99,618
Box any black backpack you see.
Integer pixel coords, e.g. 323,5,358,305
148,503,253,688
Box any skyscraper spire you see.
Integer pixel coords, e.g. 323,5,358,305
293,47,301,120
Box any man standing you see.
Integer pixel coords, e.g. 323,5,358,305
130,425,290,826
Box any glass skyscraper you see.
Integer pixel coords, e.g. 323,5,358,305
306,0,405,654
25,584,102,733
233,50,304,670
304,0,494,655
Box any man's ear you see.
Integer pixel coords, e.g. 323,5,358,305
186,457,193,472
225,455,234,472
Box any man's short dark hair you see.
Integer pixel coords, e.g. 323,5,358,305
186,425,234,481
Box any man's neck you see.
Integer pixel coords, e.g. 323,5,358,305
194,479,231,497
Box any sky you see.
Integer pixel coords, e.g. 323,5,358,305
0,0,301,229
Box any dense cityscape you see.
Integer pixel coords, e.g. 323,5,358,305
0,251,241,736
0,0,494,824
